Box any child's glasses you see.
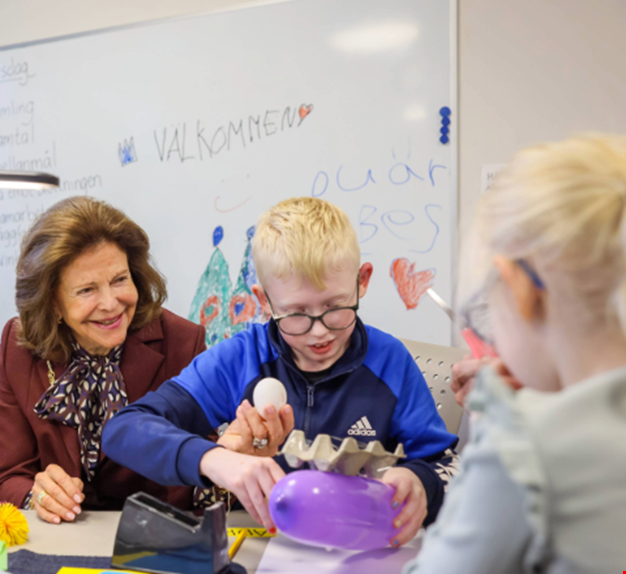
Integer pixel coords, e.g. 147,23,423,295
265,278,360,336
429,259,544,357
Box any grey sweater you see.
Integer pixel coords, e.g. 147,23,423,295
403,365,626,574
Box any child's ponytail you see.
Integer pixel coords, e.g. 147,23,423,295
461,134,626,331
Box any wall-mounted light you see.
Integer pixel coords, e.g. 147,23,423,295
0,170,60,190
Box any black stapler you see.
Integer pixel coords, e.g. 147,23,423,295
111,492,246,574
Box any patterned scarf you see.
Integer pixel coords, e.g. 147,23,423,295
34,342,128,480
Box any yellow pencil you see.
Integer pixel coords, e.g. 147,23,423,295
228,528,248,560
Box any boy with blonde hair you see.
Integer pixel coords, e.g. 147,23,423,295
104,197,457,546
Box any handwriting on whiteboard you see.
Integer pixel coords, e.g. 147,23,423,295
0,58,35,87
310,157,446,254
152,103,314,163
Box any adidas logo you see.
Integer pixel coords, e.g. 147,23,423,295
347,416,376,437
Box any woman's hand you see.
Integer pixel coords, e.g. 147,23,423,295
32,464,84,524
451,354,522,407
217,400,294,457
381,467,427,547
200,448,285,530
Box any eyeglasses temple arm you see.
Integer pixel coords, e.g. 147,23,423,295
426,289,498,359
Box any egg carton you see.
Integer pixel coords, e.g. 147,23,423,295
279,430,406,478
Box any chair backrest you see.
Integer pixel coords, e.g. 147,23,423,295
399,339,467,435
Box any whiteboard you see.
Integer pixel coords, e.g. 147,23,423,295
0,0,457,346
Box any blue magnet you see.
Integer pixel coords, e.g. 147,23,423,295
442,117,451,126
439,106,451,117
440,126,449,135
440,135,449,144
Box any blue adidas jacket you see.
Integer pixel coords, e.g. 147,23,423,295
103,318,458,524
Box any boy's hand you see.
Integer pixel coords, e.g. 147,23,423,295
451,354,522,408
200,448,284,531
217,399,294,457
381,467,427,547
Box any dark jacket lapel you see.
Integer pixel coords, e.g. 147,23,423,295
120,317,166,404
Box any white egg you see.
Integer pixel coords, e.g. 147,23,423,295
253,377,287,417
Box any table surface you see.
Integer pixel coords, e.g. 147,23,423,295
9,510,269,573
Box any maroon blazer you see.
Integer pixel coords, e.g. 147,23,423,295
0,308,206,510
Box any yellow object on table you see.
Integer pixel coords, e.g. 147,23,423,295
227,527,275,538
0,503,29,547
228,528,247,560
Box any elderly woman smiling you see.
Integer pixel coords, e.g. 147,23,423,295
0,196,205,524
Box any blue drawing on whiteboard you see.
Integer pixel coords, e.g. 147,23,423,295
409,204,442,254
428,159,446,186
336,165,376,191
388,163,424,185
230,225,270,335
189,226,232,346
381,210,415,239
213,226,224,246
118,137,137,166
189,225,269,346
311,153,447,197
358,203,441,252
311,171,329,197
359,205,379,243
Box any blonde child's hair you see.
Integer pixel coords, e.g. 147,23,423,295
459,134,626,330
252,197,360,290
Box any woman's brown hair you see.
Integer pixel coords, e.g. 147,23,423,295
16,196,167,362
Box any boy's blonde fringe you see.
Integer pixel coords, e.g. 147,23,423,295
252,197,360,290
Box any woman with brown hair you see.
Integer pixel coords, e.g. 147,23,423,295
0,195,206,524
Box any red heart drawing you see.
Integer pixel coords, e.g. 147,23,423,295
390,259,435,310
299,104,313,121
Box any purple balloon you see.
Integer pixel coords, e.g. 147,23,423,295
269,470,403,550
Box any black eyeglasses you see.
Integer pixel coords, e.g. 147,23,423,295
265,277,360,336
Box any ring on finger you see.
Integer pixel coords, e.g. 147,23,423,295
252,437,268,449
37,489,48,505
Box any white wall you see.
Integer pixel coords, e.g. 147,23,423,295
2,0,626,231
0,0,270,46
458,0,626,223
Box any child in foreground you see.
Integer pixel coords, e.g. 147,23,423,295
405,134,626,573
103,197,458,546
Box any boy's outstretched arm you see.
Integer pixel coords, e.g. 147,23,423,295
102,380,285,529
102,380,219,487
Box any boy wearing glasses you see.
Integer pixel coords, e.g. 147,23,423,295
103,197,457,546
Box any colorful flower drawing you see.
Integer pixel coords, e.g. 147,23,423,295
189,225,269,347
189,226,232,346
